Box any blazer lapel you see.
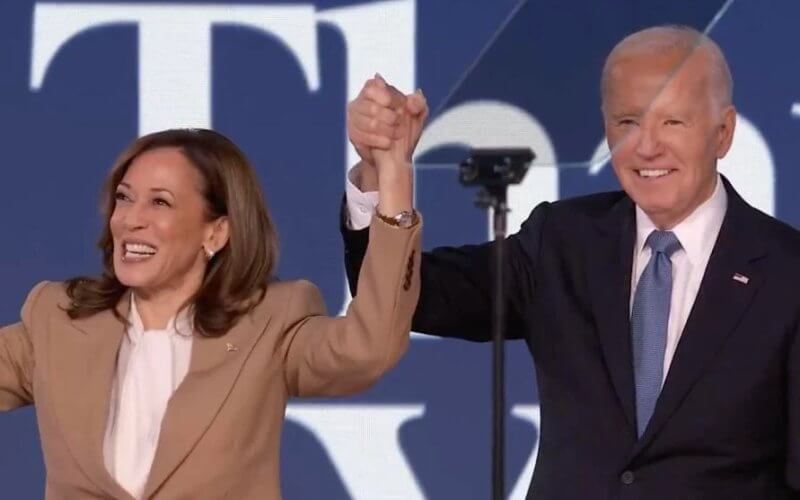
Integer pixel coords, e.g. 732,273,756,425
631,179,767,457
48,294,134,500
142,309,272,498
586,195,638,434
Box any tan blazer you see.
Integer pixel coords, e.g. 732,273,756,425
0,218,421,499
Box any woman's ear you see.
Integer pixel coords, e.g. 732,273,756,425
204,216,230,256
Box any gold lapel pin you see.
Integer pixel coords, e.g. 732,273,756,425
225,342,238,352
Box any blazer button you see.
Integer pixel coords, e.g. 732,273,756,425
620,470,635,485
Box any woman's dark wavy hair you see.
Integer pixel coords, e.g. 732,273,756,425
65,128,279,337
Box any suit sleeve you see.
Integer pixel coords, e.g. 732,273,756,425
282,217,421,397
787,317,800,493
342,198,549,342
0,281,48,409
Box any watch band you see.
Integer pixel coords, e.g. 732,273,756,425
375,208,418,228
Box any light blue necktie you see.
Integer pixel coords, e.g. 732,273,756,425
631,230,681,438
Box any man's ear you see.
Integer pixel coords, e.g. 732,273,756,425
715,105,737,159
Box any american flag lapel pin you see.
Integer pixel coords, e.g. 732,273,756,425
732,273,750,285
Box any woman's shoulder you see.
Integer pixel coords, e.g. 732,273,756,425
255,279,326,317
14,281,73,328
22,281,70,312
261,279,321,300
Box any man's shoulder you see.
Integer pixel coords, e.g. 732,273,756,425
525,189,629,230
550,190,629,216
513,190,629,246
742,204,800,258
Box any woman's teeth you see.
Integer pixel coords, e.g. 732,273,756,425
123,243,157,261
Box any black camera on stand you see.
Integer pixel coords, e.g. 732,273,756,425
460,147,534,190
459,147,535,500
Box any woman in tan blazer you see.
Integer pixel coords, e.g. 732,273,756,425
0,123,421,498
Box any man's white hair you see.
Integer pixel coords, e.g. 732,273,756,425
601,25,733,111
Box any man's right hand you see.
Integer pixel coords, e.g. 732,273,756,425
347,75,427,192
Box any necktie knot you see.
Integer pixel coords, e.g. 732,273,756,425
646,230,681,257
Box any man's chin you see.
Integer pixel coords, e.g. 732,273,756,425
630,194,668,210
638,200,693,229
625,182,677,208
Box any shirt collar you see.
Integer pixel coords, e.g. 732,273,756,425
635,173,728,265
127,294,195,342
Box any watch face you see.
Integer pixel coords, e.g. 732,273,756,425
396,211,415,228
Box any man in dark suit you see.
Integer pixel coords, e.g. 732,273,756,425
342,25,800,499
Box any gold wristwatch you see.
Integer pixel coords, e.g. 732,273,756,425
375,208,418,228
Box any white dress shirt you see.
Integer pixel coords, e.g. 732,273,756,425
346,169,380,230
103,295,194,499
631,175,727,383
345,170,728,384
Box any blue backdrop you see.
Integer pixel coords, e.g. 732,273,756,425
0,0,797,498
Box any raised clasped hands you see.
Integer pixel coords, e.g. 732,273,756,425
347,75,428,205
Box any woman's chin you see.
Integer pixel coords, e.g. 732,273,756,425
114,266,156,289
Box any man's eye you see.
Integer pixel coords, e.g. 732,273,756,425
665,119,683,126
618,119,637,126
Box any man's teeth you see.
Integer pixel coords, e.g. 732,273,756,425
638,169,671,178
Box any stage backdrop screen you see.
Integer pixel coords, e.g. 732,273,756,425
0,1,797,498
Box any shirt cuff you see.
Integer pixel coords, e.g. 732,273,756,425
345,169,380,231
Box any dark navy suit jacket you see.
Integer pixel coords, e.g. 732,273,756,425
342,177,800,499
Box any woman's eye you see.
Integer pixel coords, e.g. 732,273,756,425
153,198,172,207
114,191,130,202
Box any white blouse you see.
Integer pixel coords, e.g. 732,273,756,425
102,295,194,499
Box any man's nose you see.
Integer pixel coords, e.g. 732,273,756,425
634,122,663,160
